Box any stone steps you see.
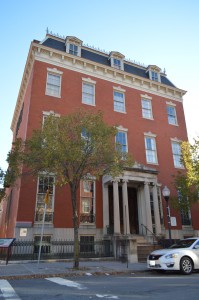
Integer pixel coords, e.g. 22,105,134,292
137,244,163,262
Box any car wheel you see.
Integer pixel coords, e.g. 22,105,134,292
180,256,193,275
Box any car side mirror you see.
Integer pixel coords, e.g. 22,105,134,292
194,245,199,249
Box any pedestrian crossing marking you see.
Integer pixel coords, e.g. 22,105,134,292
45,277,86,290
0,279,21,300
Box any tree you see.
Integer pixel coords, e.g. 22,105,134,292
171,138,199,211
0,167,6,201
7,109,133,268
171,171,198,212
181,138,199,189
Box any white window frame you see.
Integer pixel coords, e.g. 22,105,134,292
113,58,122,70
167,103,178,125
80,179,96,224
144,133,158,164
109,51,125,71
42,111,60,127
65,36,82,57
142,98,153,119
171,140,183,168
151,71,158,81
82,78,96,106
35,174,55,223
116,128,128,154
146,65,161,83
45,68,62,98
113,87,126,113
69,43,78,56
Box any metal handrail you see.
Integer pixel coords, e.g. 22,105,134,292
141,223,160,244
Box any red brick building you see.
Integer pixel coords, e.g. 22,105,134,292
1,33,198,261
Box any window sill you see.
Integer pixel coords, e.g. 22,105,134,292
82,102,96,106
80,223,96,228
114,110,127,114
45,93,61,99
168,123,179,126
174,166,185,169
142,117,154,120
34,222,54,228
182,225,193,229
146,162,159,165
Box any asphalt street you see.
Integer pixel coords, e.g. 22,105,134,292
1,273,199,300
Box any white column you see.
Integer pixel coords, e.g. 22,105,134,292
139,186,146,234
144,182,153,234
113,179,120,234
122,179,130,234
102,183,109,235
152,184,161,235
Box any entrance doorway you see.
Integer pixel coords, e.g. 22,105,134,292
128,187,139,234
108,186,139,235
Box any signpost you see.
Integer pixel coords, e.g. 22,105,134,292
0,238,15,264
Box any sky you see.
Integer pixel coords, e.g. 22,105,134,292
0,0,199,171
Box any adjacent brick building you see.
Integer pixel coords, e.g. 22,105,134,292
1,32,198,261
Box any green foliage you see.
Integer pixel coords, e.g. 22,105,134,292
0,168,6,201
171,172,198,212
172,137,199,212
181,138,199,189
19,109,133,185
6,109,133,268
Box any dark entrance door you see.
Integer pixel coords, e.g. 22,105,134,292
108,186,139,235
128,187,139,234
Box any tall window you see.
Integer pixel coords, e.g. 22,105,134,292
180,207,192,226
80,180,95,224
172,141,183,168
46,73,61,97
35,175,55,223
82,82,95,105
167,106,177,125
114,91,125,112
145,136,158,164
142,99,153,119
116,131,128,153
69,44,78,56
178,191,191,226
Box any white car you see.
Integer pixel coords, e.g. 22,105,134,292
147,237,199,275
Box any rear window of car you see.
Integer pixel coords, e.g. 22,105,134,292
170,239,197,249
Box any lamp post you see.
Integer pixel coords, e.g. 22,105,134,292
162,186,172,246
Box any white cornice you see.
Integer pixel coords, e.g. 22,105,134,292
11,42,187,132
34,44,186,98
11,42,35,132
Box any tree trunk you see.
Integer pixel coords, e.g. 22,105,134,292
70,184,79,269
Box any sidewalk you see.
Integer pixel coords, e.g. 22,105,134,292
0,260,148,279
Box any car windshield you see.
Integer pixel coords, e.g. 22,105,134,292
169,239,197,249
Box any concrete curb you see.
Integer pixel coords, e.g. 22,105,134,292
0,269,149,280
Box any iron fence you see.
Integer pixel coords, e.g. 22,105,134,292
0,239,113,261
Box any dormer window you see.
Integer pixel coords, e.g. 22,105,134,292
109,51,125,71
65,36,82,57
69,44,78,56
151,71,158,81
146,65,161,83
113,58,121,70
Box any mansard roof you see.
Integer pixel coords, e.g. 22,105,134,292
40,35,175,87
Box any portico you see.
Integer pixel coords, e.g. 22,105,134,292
102,164,162,240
